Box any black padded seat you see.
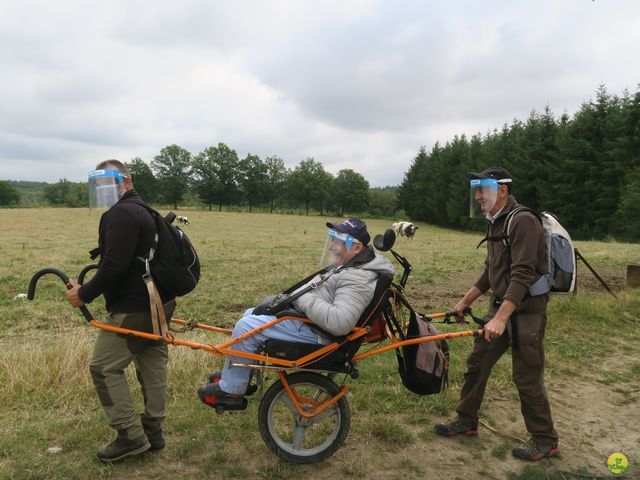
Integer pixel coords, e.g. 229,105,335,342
262,273,395,372
263,338,360,373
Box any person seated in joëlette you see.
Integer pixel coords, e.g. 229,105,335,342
197,218,395,410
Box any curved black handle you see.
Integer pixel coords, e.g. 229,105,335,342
464,307,486,327
78,264,99,285
437,308,486,326
27,268,94,322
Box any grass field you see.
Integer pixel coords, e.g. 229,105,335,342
1,208,639,480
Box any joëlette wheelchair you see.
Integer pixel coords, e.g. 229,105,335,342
28,229,483,464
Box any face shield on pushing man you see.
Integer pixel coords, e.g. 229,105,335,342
465,167,512,219
88,168,128,210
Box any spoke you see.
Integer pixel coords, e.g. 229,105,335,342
307,407,337,425
292,424,305,451
279,393,299,415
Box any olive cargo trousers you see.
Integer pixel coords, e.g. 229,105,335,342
89,301,176,439
455,311,559,445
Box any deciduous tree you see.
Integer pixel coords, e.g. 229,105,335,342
0,181,20,206
125,157,157,203
151,145,191,209
332,169,369,216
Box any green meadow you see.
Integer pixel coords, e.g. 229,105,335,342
1,208,639,480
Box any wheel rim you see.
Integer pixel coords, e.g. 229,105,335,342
266,381,342,458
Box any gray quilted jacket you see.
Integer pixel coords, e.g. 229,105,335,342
293,249,395,336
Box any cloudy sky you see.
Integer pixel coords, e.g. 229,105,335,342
1,1,639,187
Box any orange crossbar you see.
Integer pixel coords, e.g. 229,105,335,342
278,371,349,419
89,316,481,369
172,318,232,335
88,315,370,368
352,329,483,361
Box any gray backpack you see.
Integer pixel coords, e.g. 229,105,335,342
503,207,576,295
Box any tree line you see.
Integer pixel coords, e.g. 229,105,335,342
397,85,640,242
0,148,400,218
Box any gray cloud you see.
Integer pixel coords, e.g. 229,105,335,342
1,0,640,187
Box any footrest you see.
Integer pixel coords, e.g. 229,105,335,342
214,398,248,415
207,371,258,396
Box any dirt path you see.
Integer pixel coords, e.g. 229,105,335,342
283,355,639,480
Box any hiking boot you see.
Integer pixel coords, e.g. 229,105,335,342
434,417,478,437
207,370,258,396
140,414,165,453
95,430,150,463
197,382,248,414
512,437,559,461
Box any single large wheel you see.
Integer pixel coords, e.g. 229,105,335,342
258,372,351,464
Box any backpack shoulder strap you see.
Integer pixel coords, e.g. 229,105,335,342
119,196,158,216
476,222,496,249
117,197,171,338
502,206,541,247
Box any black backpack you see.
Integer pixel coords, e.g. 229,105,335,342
397,311,449,395
133,202,201,298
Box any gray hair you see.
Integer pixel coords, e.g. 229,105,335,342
96,159,131,178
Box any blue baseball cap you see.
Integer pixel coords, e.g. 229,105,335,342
326,218,370,246
465,166,512,182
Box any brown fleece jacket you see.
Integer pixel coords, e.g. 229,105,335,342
474,196,549,314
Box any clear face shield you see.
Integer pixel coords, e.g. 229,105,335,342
319,229,361,268
470,178,511,219
88,169,126,210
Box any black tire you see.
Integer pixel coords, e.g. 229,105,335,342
258,372,351,464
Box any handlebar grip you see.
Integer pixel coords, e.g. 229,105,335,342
446,309,468,323
27,268,70,300
27,267,94,322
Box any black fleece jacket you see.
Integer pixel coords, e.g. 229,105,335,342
78,189,164,313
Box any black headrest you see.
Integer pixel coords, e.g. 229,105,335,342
373,229,396,252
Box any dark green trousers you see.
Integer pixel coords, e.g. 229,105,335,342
89,301,175,439
455,311,559,445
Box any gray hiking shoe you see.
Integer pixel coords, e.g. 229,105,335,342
96,430,150,463
140,415,165,453
434,417,478,437
512,437,559,461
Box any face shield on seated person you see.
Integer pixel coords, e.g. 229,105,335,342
319,229,362,268
88,169,126,210
469,178,510,219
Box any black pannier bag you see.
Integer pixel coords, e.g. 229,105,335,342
396,311,449,395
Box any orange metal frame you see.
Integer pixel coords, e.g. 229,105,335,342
88,299,482,420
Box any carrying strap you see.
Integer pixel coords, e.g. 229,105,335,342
142,259,170,338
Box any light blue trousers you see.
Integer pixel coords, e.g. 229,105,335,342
219,308,321,394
